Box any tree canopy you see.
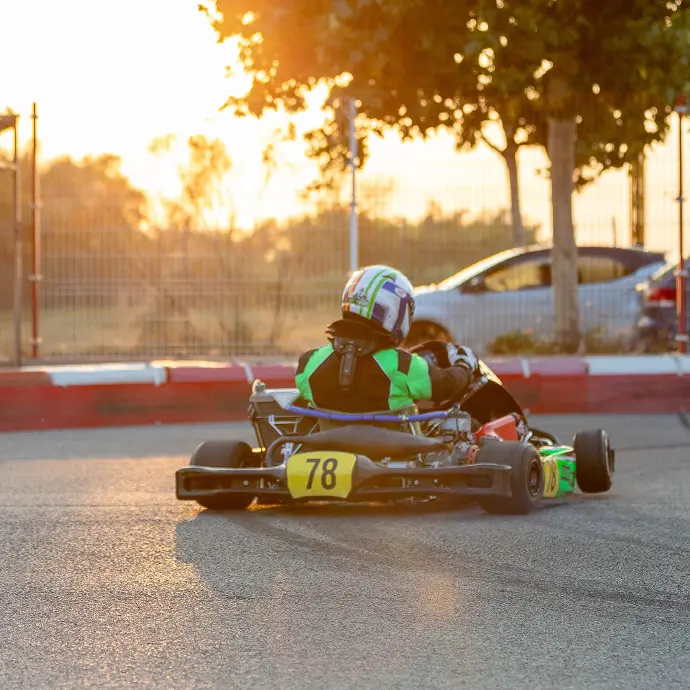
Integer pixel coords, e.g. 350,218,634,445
204,0,690,347
0,153,150,311
204,0,689,171
39,154,148,233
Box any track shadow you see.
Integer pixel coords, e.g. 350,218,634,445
172,493,637,613
173,496,495,601
246,494,476,518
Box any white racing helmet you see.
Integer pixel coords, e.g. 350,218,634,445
341,265,416,344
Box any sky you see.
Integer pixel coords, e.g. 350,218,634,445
0,0,687,258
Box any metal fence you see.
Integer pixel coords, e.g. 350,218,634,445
1,118,688,364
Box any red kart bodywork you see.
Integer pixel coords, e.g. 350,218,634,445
475,414,520,442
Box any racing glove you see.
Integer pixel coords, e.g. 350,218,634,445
445,344,480,377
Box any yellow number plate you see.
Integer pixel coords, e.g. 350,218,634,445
285,451,357,500
542,456,560,499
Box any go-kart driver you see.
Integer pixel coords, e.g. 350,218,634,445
295,264,481,413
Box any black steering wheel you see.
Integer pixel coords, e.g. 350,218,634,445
409,339,453,368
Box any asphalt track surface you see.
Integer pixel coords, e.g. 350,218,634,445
2,414,690,690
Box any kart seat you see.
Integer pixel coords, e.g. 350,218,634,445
287,424,447,460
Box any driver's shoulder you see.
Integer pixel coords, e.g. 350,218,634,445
374,347,425,376
296,343,334,373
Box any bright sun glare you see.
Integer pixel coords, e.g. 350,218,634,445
1,0,334,229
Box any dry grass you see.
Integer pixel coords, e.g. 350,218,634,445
0,303,336,363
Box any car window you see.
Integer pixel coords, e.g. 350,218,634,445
577,256,629,284
435,247,529,290
484,259,551,292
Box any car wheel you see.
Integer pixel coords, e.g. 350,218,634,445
405,321,452,348
573,429,614,493
190,440,260,510
476,441,544,515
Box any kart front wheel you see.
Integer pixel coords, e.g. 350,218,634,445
476,441,544,515
190,440,259,510
573,429,614,493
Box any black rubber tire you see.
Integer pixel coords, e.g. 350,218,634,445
476,441,544,515
190,440,259,510
573,429,613,493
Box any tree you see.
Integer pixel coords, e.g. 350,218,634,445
466,0,690,347
149,134,232,230
140,135,234,350
39,154,148,234
206,0,541,236
0,152,148,235
203,0,690,349
0,153,150,311
298,25,539,247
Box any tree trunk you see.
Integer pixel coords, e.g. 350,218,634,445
547,117,580,351
503,142,525,247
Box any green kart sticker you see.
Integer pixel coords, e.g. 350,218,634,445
540,446,575,498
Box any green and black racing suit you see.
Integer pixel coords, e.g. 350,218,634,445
295,318,472,413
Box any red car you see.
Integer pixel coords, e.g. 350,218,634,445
633,258,690,351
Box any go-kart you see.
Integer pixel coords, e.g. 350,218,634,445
175,350,615,515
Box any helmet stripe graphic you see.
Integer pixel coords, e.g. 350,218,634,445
364,268,388,299
366,273,396,319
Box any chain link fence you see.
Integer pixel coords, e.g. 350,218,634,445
1,120,688,363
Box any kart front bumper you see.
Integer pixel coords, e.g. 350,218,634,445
176,455,512,504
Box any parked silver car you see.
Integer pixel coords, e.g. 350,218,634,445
408,245,666,352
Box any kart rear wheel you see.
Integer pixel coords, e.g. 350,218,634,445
476,441,544,515
190,440,259,510
573,429,613,493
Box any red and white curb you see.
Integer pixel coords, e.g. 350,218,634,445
1,355,689,431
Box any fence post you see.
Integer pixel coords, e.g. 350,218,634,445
12,116,22,366
675,98,688,354
0,112,22,366
31,102,42,359
348,97,358,274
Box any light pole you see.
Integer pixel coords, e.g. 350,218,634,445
674,93,688,354
348,96,358,274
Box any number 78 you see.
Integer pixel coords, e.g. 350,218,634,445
306,457,339,490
